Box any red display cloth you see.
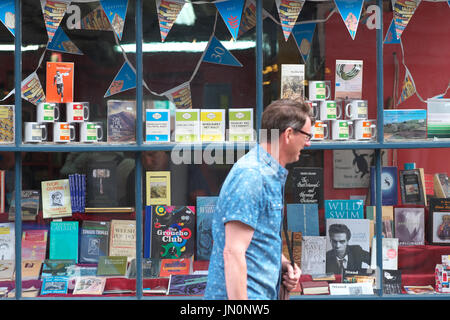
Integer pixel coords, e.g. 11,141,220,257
398,245,450,274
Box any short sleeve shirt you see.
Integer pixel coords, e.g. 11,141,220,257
204,145,288,300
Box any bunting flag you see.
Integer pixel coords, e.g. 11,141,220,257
292,22,316,64
100,0,129,41
384,19,400,44
238,0,269,39
0,1,15,36
448,1,450,8
164,82,192,109
275,0,305,41
2,72,46,106
392,0,421,39
334,0,364,40
104,61,136,97
215,0,245,41
47,26,83,55
80,5,113,31
397,69,416,105
40,0,71,42
157,0,185,42
202,36,243,67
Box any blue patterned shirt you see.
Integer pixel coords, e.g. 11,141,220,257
204,145,288,300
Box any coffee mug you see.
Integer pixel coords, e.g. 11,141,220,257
24,122,47,143
331,120,353,140
345,99,368,120
354,119,376,140
308,81,331,100
80,122,103,143
66,102,89,122
37,102,60,123
53,122,75,143
318,100,342,121
311,120,329,140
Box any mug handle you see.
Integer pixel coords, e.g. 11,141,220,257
348,121,354,139
325,84,331,99
336,103,342,119
54,105,60,121
84,105,90,121
323,123,329,139
40,125,47,141
69,125,76,141
371,124,377,139
96,125,103,141
345,103,351,118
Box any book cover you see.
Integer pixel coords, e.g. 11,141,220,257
0,260,14,281
46,61,74,103
335,59,363,100
73,276,106,295
159,258,192,277
41,179,72,219
167,274,208,296
107,100,136,143
21,229,48,261
200,109,226,142
399,169,426,205
41,276,69,295
300,236,326,276
126,258,161,279
97,256,128,276
329,282,374,295
383,270,402,294
394,207,425,246
109,219,136,260
383,109,427,140
0,170,4,213
291,167,324,208
300,281,330,295
8,190,40,221
282,231,302,268
370,166,398,206
342,269,376,284
427,98,450,138
150,206,195,259
79,220,110,263
429,198,450,245
286,204,319,236
228,108,254,142
404,285,435,294
0,222,15,260
145,109,171,142
280,64,305,100
21,260,43,281
434,173,449,198
324,200,364,219
41,259,76,278
86,160,118,207
0,105,14,143
175,109,200,142
370,237,398,270
49,221,79,262
146,171,171,206
366,206,394,239
68,175,77,212
196,196,218,260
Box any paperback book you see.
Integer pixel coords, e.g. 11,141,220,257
107,100,136,143
41,276,69,295
21,229,48,261
394,207,425,246
370,166,398,206
73,276,106,295
0,260,14,281
41,179,72,219
21,260,43,281
49,221,79,262
146,171,171,206
175,109,200,142
79,220,110,263
399,169,426,205
145,109,171,142
300,236,326,276
200,109,226,142
0,222,15,260
383,270,402,294
324,199,364,219
109,220,136,260
97,256,128,276
46,61,74,103
0,105,14,143
8,190,40,221
159,258,193,277
196,196,218,260
41,259,76,278
228,108,254,142
167,274,208,296
280,64,305,100
370,237,399,270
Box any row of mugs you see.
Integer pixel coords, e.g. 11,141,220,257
37,102,90,123
24,122,103,143
312,119,376,141
308,99,368,121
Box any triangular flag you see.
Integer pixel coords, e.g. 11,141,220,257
215,0,245,41
40,0,71,42
397,69,416,105
238,0,269,38
80,5,113,31
392,0,421,39
164,82,192,109
334,0,364,40
100,0,129,41
156,0,184,42
384,19,400,44
104,61,136,97
202,36,243,67
0,0,15,36
275,0,305,41
448,1,450,8
2,72,46,106
47,26,83,55
292,22,316,64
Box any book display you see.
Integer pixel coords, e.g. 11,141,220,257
0,0,448,303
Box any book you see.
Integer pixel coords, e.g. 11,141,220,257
329,282,374,295
383,109,427,140
434,173,449,198
404,285,435,294
126,258,161,279
311,273,336,281
73,276,106,295
41,259,76,278
97,256,128,276
41,179,72,219
300,281,329,295
200,109,226,142
150,206,195,259
370,166,398,206
175,109,200,142
66,265,98,290
394,207,425,246
21,260,43,281
366,206,394,239
79,220,110,263
0,105,14,143
109,219,136,260
383,270,402,294
399,169,426,205
291,167,324,209
196,196,218,260
146,171,171,206
343,269,376,284
159,258,193,277
107,100,136,143
282,231,302,268
86,161,118,207
0,260,14,281
426,98,450,138
49,221,79,262
429,198,450,244
280,64,305,100
0,170,4,213
145,109,171,142
167,274,208,296
228,108,254,142
286,204,319,236
300,236,326,276
324,200,364,219
41,276,69,295
0,222,15,260
335,59,363,100
8,190,40,221
370,237,398,270
46,61,74,103
21,229,48,261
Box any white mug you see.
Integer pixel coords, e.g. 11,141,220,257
308,81,331,100
66,102,89,122
24,122,47,143
37,102,60,123
53,122,75,143
311,120,329,140
319,100,342,121
345,99,368,120
331,120,353,140
354,119,376,140
80,122,103,143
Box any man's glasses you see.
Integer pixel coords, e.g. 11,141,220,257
293,128,312,141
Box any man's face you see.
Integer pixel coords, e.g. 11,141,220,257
330,232,348,258
286,117,312,164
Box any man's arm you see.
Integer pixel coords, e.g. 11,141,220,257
223,220,254,300
281,254,301,291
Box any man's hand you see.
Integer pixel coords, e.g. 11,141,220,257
281,261,301,292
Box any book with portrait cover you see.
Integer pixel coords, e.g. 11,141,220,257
46,61,74,103
41,179,72,219
394,207,425,246
399,169,426,205
79,220,110,263
107,100,136,143
291,167,324,208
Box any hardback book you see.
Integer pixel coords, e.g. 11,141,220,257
196,196,218,260
49,221,79,262
370,237,399,270
150,206,195,259
159,258,193,277
300,281,329,295
79,220,110,263
145,109,171,142
46,61,74,103
291,167,324,209
280,64,305,100
383,270,402,295
370,166,398,206
175,109,200,143
73,276,106,295
434,173,449,198
107,100,136,143
0,105,14,143
0,260,15,281
383,109,427,140
109,219,136,260
404,285,435,294
21,260,43,281
335,59,363,100
426,98,450,138
300,236,326,276
8,190,40,221
40,276,69,295
394,207,425,246
228,108,254,142
324,200,364,219
97,256,128,276
41,259,76,278
146,171,171,206
282,231,302,267
41,179,72,219
167,274,208,296
86,161,118,207
286,204,319,236
200,109,226,142
399,169,426,205
429,198,450,245
0,222,15,260
21,229,48,261
329,282,374,295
